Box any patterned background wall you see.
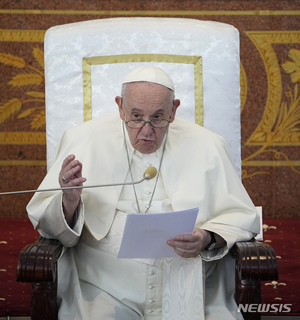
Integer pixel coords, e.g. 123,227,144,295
0,0,299,219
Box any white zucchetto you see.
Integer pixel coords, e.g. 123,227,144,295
122,66,175,91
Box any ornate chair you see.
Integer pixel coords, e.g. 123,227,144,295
16,18,278,320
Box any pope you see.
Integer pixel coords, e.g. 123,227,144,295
27,65,259,320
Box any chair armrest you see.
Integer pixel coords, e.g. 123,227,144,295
17,236,63,283
230,239,278,281
231,239,278,320
16,236,63,320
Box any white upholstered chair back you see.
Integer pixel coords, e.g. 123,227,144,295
44,17,241,175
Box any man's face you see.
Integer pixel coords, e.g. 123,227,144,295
116,82,180,154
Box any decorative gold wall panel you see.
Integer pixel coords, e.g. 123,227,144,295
0,1,299,218
242,31,300,178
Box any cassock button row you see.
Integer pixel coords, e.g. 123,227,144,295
149,299,155,304
148,310,153,314
148,285,154,290
145,163,151,168
149,270,155,276
144,190,151,195
145,204,151,209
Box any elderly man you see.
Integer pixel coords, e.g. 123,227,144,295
27,66,259,320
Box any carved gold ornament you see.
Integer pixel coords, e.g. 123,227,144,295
242,31,300,179
0,49,45,129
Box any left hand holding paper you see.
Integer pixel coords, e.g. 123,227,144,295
167,227,210,258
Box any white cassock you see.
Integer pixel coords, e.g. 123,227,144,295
27,113,260,320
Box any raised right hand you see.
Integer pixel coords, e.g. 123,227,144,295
59,154,86,224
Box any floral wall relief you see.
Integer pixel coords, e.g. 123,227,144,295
242,32,300,180
0,48,45,130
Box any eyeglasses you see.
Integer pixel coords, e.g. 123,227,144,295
125,118,171,129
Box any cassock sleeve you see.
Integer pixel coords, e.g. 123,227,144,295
27,131,85,247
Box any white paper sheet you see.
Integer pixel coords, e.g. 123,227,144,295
117,207,199,258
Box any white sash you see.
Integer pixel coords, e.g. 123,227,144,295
163,256,205,320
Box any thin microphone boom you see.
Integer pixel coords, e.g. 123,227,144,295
0,166,158,196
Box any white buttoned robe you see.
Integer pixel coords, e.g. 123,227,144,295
27,113,260,320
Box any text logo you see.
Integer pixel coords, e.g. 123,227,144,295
238,304,292,313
